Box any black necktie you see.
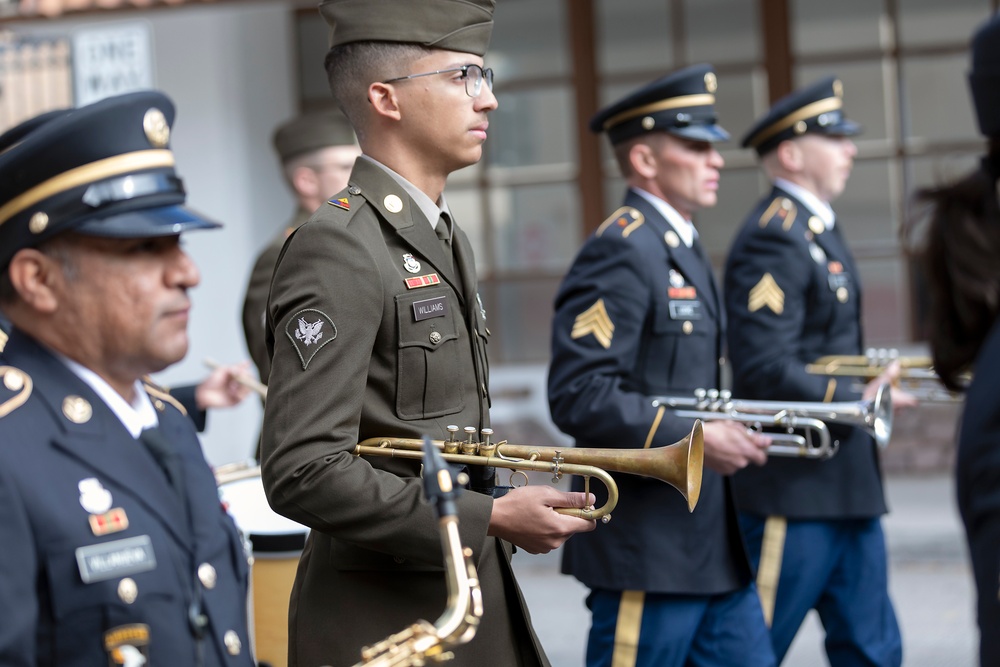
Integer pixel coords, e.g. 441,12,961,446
139,427,185,500
436,212,454,271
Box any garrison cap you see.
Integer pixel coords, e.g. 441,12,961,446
272,108,357,163
969,12,1000,138
742,76,861,156
320,0,495,57
0,90,218,271
590,64,730,145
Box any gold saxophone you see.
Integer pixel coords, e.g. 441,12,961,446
352,436,484,666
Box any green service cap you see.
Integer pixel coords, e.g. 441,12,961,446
272,108,357,162
319,0,496,57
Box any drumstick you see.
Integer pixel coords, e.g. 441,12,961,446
203,358,268,400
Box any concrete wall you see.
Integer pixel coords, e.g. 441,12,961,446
14,3,302,466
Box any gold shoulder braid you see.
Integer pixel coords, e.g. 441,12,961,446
0,366,32,418
758,197,797,232
596,206,645,238
141,376,188,416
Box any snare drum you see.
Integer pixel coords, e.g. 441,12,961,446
216,464,308,667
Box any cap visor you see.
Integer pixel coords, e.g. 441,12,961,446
821,118,862,137
669,124,731,143
75,205,221,238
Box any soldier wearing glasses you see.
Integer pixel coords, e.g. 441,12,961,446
259,1,596,665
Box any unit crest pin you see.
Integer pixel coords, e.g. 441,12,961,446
402,253,421,274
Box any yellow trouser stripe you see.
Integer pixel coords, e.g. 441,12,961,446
611,590,645,667
756,515,787,627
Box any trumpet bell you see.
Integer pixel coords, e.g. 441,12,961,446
870,382,893,450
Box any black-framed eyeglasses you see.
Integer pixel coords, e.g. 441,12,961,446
383,64,494,98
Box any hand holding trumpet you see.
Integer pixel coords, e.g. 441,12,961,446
488,486,597,554
701,421,771,476
862,359,918,411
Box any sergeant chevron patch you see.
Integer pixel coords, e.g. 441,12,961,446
748,273,785,315
571,299,615,349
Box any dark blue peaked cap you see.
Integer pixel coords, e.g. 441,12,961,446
0,90,218,271
590,64,730,145
741,76,861,156
969,12,1000,138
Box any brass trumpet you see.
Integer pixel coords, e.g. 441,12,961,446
354,421,704,520
806,348,967,402
651,383,893,457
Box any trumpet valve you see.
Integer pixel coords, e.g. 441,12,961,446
479,428,496,457
462,426,479,455
444,425,460,454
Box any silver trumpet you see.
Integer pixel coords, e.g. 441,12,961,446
651,383,894,459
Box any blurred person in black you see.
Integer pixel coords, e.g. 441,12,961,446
908,11,1000,665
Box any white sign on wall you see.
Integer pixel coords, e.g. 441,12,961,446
72,22,154,107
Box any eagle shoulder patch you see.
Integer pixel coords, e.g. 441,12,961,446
286,309,338,370
748,273,785,315
571,299,615,349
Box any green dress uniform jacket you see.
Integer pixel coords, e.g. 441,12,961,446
260,157,547,667
241,207,312,384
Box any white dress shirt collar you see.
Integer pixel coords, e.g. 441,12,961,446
56,353,158,438
774,177,836,229
632,187,698,248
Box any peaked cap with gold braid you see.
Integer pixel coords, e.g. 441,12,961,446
590,63,730,146
0,91,218,271
741,75,861,156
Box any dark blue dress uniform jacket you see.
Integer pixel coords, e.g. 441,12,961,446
549,188,750,594
956,318,1000,665
724,185,887,518
0,331,253,667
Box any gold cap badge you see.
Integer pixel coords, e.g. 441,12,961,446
29,212,49,234
143,108,170,148
704,72,718,94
